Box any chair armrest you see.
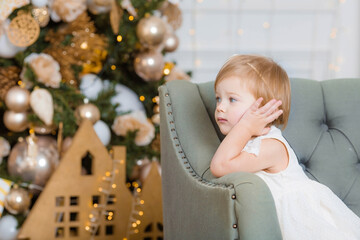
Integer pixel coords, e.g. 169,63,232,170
213,172,282,240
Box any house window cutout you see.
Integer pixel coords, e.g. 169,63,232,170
105,225,114,235
55,227,65,238
56,196,65,207
144,222,163,240
107,194,116,205
70,196,79,206
105,210,114,221
81,151,93,175
92,195,101,205
69,227,78,237
55,212,64,222
69,212,78,222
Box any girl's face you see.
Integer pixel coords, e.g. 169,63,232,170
215,76,256,135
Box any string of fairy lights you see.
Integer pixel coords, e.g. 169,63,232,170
85,150,145,239
180,0,350,82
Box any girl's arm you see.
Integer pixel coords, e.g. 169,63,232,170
210,98,285,177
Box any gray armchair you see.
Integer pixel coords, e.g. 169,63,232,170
159,78,360,240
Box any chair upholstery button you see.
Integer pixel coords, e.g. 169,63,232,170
233,224,237,228
165,93,169,96
231,194,236,199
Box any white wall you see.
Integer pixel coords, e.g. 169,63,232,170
165,0,360,83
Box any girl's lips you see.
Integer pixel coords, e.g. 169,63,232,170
217,117,227,123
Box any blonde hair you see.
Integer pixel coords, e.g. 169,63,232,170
215,54,291,129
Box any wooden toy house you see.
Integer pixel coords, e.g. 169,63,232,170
17,120,133,239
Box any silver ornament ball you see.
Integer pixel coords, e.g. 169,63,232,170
75,103,100,125
3,110,28,132
136,16,166,48
7,136,59,187
134,51,165,82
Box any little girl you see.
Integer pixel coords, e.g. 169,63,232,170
210,55,360,239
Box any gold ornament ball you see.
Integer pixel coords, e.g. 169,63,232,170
3,110,28,132
75,103,100,124
134,51,165,82
4,187,31,215
163,33,179,52
7,136,59,188
5,86,30,112
136,16,166,48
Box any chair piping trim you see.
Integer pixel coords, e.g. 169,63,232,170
163,87,233,190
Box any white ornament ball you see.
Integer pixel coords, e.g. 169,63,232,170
0,215,18,240
87,0,111,14
111,84,145,114
0,20,26,58
93,120,111,146
79,74,104,100
31,0,48,7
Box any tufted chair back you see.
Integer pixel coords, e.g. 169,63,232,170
198,78,360,216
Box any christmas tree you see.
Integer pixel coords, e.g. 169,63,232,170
0,0,188,238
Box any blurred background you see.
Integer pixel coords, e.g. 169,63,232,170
166,0,359,82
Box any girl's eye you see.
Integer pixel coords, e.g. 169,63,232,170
216,97,221,102
230,98,237,102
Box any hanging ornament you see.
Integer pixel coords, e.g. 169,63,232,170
4,187,31,215
30,88,54,126
163,32,179,52
0,0,29,21
110,0,123,34
79,74,104,100
31,6,50,27
160,1,182,30
134,50,165,82
110,83,145,114
7,135,59,188
6,11,40,47
3,110,28,132
0,20,26,58
5,86,30,112
136,16,166,48
75,103,100,124
93,120,111,146
0,138,11,165
0,215,18,240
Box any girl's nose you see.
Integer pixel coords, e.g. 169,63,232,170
216,103,225,112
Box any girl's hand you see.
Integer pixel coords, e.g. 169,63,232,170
238,98,283,136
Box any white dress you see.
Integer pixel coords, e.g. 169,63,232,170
243,126,360,240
